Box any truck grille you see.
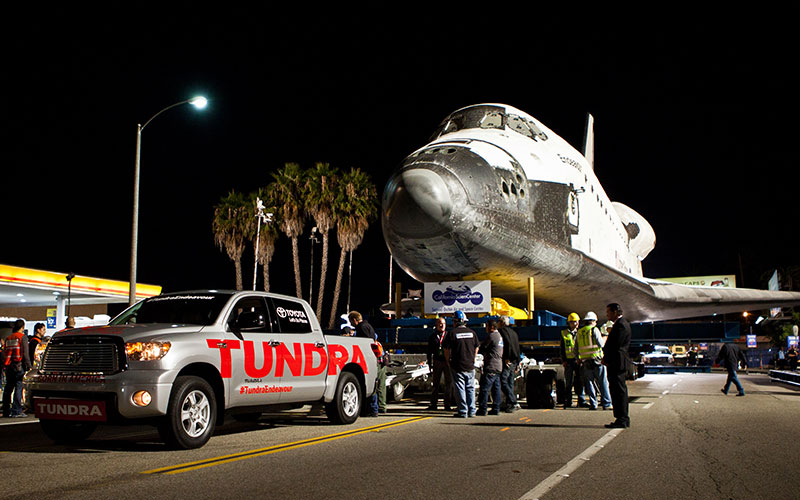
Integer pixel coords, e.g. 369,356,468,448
41,337,123,374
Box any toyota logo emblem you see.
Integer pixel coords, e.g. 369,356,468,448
67,351,83,366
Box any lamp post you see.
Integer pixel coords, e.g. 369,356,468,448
252,197,273,291
129,96,207,306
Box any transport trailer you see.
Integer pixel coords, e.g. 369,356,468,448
383,353,559,409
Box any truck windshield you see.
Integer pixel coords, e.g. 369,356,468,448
110,293,231,326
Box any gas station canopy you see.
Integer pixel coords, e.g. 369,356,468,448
0,264,161,326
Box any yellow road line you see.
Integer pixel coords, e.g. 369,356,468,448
144,416,429,475
500,427,510,432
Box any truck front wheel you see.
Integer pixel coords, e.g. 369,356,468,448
325,371,361,425
158,376,217,449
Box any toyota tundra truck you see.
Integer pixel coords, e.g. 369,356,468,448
23,291,378,449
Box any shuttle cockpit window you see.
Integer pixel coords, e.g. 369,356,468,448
507,114,535,139
479,111,503,129
432,105,548,142
432,105,505,138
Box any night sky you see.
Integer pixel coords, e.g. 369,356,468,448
3,9,797,318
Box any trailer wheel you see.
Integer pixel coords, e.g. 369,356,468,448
158,376,217,449
40,420,97,444
325,371,361,425
526,370,556,409
391,381,406,401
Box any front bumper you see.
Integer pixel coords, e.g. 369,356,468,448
24,368,176,421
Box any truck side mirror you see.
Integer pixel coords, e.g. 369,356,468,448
235,312,266,332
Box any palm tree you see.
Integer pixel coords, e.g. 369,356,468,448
212,190,250,290
268,163,306,299
328,167,378,329
245,188,279,292
304,162,339,319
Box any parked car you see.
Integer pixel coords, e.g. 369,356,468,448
641,345,674,365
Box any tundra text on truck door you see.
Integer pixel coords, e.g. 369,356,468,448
24,291,378,449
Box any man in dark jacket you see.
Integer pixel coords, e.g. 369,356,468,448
29,322,46,365
443,311,479,418
498,316,521,412
602,303,631,428
476,320,504,416
426,317,453,411
716,343,747,396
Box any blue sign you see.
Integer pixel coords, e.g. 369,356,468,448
746,335,757,348
46,308,57,329
424,280,491,314
788,336,799,348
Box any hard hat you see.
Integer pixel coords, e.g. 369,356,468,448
584,311,598,321
567,312,580,322
454,310,467,322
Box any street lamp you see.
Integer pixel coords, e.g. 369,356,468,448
129,96,207,305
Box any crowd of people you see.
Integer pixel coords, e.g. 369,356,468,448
2,318,72,418
417,302,632,428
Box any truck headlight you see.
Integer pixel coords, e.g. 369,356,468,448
126,341,171,361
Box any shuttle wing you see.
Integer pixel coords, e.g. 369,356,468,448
639,278,800,321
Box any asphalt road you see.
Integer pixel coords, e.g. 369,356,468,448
1,372,797,500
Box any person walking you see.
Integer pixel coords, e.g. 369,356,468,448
561,313,586,407
476,320,503,416
603,303,631,428
427,317,454,411
576,312,612,410
498,315,521,412
787,345,799,371
2,319,32,418
717,342,747,396
443,311,479,418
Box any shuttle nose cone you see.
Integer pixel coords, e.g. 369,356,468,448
383,168,453,238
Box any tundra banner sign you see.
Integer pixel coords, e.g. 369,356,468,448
424,280,491,314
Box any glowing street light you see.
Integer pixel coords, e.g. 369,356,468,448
129,96,207,305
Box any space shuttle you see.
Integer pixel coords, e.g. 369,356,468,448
382,104,800,322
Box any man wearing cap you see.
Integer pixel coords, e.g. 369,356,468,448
443,311,480,418
561,313,586,408
348,311,385,416
576,312,612,410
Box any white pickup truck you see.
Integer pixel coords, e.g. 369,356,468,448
24,291,378,449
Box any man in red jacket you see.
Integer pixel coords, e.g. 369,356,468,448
2,319,32,418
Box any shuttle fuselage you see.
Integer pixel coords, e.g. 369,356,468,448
382,104,800,321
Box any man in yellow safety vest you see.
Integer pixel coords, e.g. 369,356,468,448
576,311,612,410
560,313,587,408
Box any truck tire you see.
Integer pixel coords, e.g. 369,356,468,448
158,376,217,449
40,420,97,444
325,371,361,425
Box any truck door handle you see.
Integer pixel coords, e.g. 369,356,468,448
314,342,325,348
268,340,281,347
217,342,227,348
